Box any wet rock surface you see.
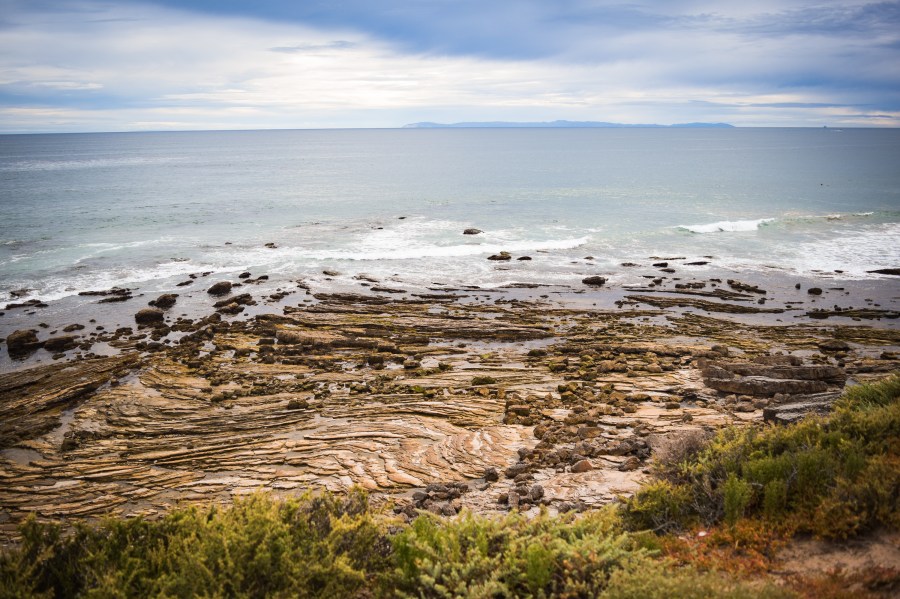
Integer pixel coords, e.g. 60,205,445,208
1,285,898,542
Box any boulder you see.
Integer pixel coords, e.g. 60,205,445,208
134,308,165,326
818,339,850,352
483,467,500,482
207,281,232,296
463,228,483,235
149,293,178,309
582,276,607,287
6,329,41,357
807,287,823,295
43,335,78,352
488,252,512,261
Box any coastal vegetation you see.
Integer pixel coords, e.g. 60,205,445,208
2,374,897,598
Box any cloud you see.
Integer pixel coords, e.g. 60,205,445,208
0,0,898,131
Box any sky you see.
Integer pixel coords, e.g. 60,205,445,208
1,0,899,132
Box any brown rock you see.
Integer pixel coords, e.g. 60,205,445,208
818,339,850,352
207,281,232,296
134,308,165,326
43,335,78,352
618,456,641,471
570,459,593,473
6,329,41,357
149,293,178,309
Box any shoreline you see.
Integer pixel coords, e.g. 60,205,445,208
1,261,899,542
3,258,899,372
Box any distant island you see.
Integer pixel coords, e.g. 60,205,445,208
402,120,735,129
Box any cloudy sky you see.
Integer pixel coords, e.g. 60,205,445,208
1,0,899,132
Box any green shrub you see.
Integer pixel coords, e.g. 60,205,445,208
722,474,752,526
624,373,900,537
0,489,392,599
390,506,643,598
471,375,497,385
600,558,796,599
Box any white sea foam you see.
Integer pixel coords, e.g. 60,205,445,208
781,222,900,278
301,236,590,261
677,218,774,233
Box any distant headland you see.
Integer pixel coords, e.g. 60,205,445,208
402,120,735,129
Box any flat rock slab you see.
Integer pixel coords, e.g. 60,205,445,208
707,376,829,397
763,392,841,424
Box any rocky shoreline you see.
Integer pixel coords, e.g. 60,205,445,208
1,264,899,544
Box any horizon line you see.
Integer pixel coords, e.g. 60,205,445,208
2,124,894,136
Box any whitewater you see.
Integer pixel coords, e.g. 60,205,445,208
1,127,899,305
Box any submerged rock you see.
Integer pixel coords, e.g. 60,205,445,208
582,276,607,287
867,268,900,276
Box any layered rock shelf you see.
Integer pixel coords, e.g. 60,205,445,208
2,291,899,542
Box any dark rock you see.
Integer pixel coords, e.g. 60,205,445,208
215,293,254,309
505,461,528,478
98,294,133,303
706,376,829,397
286,399,308,410
149,293,178,309
517,256,532,261
78,288,130,297
238,272,252,279
529,484,544,501
6,329,41,357
582,276,607,287
62,324,85,332
463,228,483,235
43,335,78,352
488,252,512,261
808,287,823,295
818,339,851,352
134,308,165,326
322,270,340,277
867,268,900,276
207,281,232,296
483,467,500,482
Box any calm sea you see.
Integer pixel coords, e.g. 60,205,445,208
1,128,899,304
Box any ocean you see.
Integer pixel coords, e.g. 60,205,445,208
1,127,899,311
